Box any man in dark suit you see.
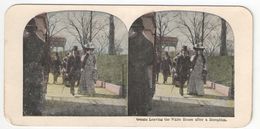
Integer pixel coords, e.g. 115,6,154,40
66,46,81,96
175,46,191,96
128,18,154,116
52,52,61,84
161,52,172,84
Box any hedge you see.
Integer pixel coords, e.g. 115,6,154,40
96,55,128,87
207,56,234,87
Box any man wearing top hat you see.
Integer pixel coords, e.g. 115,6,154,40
23,18,49,115
175,45,191,96
66,46,81,96
128,18,154,116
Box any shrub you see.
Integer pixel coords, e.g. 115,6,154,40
207,56,234,87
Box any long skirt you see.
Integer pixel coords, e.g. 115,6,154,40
78,67,95,95
162,70,170,83
187,58,205,95
188,72,204,95
187,71,204,95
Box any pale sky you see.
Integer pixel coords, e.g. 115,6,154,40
47,11,128,54
47,10,234,55
155,11,234,53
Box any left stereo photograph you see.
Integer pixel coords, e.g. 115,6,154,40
23,11,128,116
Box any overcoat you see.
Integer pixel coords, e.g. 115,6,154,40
128,32,154,115
175,55,191,85
23,32,47,115
66,54,81,82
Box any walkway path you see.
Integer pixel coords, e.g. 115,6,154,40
149,74,234,117
43,73,234,116
42,74,127,116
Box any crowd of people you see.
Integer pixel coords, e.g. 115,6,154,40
51,43,97,96
155,44,208,96
128,17,208,116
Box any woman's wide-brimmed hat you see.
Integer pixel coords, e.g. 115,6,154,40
193,43,205,50
84,42,95,49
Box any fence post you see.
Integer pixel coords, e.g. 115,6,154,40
229,64,234,99
121,64,126,98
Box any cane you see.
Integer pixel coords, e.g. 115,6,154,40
61,84,66,94
61,73,68,94
171,73,178,93
171,85,175,93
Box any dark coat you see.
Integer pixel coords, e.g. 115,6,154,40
175,55,191,84
161,57,172,74
128,32,154,115
52,58,61,74
23,32,47,115
66,54,81,80
155,56,161,74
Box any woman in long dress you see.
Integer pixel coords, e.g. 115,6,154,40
187,43,207,96
78,43,97,96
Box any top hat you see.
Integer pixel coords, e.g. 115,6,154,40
181,45,188,51
27,19,37,27
72,46,78,51
25,19,37,31
193,43,205,50
131,18,144,28
84,42,95,50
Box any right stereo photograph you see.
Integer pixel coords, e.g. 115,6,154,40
128,11,234,117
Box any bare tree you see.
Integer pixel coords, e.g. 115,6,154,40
108,15,116,55
226,24,234,56
204,34,221,56
95,32,109,55
47,13,67,38
201,12,205,44
156,12,178,53
114,39,124,55
89,11,93,42
177,12,220,46
66,12,108,48
46,13,67,49
95,29,126,55
226,39,234,56
220,18,228,56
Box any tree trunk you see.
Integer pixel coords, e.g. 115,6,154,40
220,18,227,56
108,15,116,55
89,11,93,42
201,12,205,45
